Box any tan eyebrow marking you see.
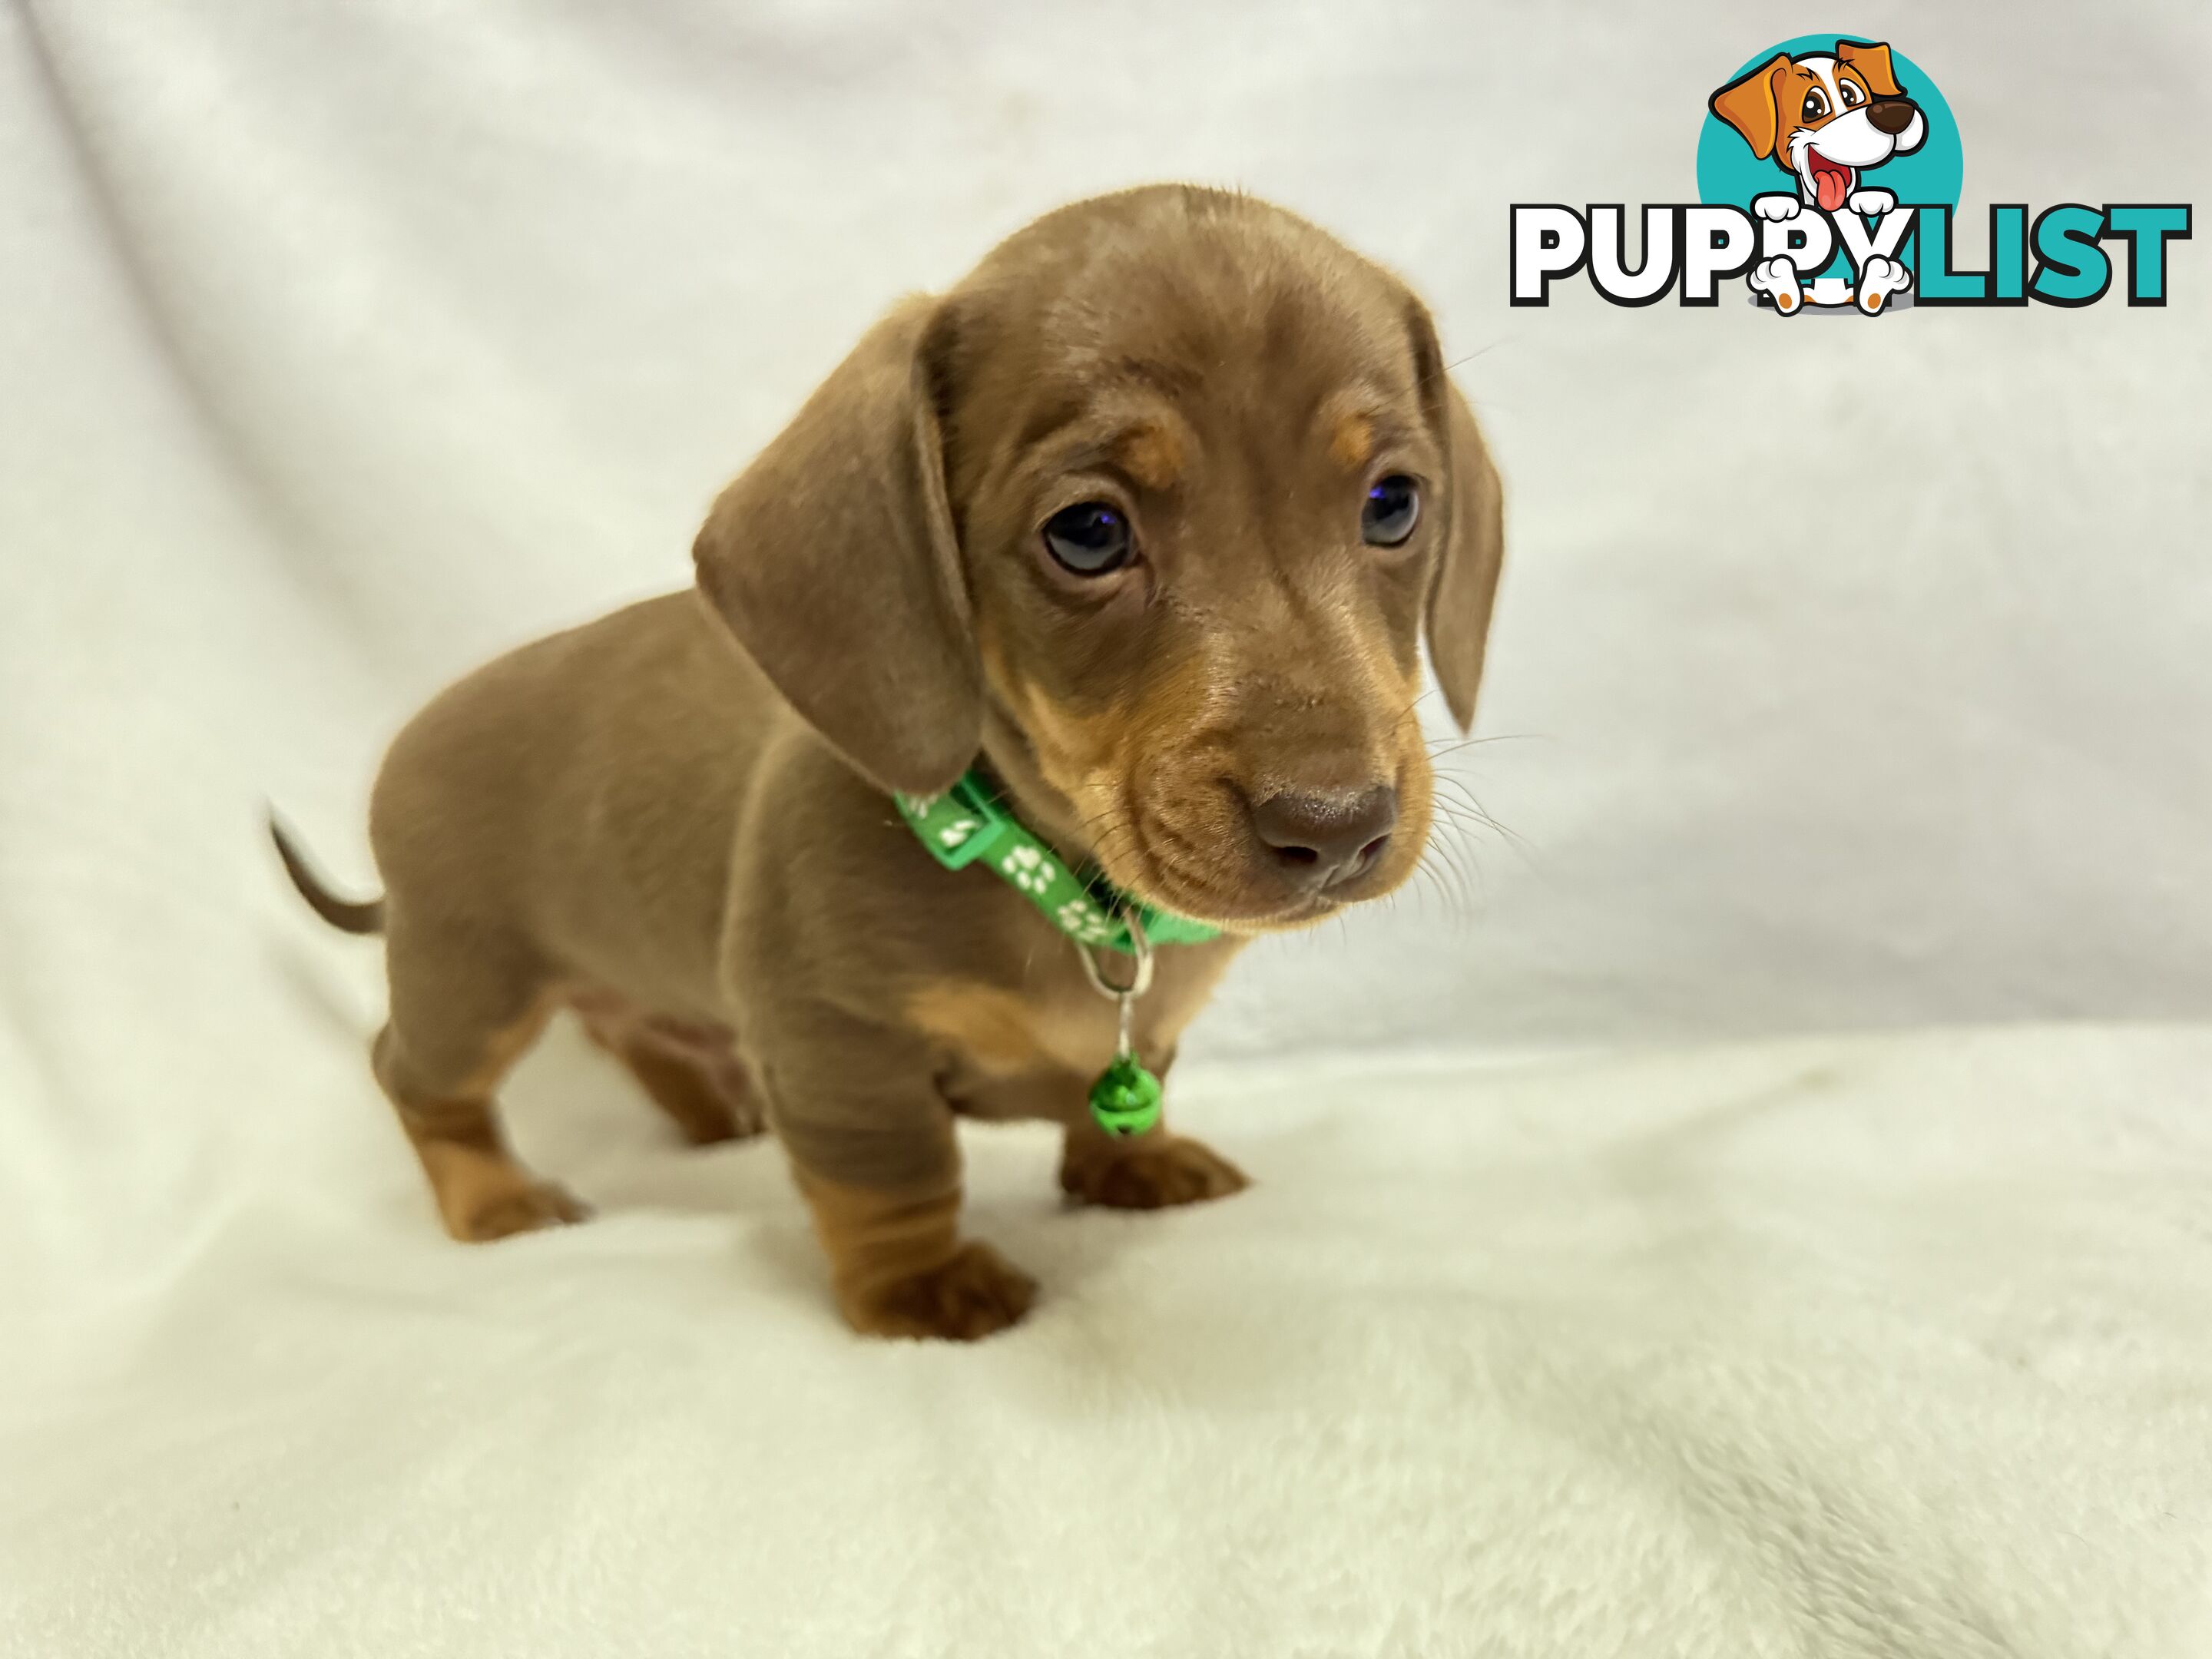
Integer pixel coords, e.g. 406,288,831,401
1114,420,1185,492
1330,411,1374,472
1319,386,1416,475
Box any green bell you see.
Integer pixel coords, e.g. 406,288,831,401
1088,1052,1163,1137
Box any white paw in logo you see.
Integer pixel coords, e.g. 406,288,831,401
1000,845,1056,894
1753,193,1803,223
1846,187,1896,218
1749,257,1803,313
936,816,980,848
1855,254,1912,315
1056,898,1114,944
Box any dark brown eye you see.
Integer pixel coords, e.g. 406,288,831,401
1361,475,1420,546
1041,501,1132,576
1803,89,1828,121
1839,81,1863,108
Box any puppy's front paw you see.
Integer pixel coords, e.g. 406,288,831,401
1063,1135,1250,1210
1753,193,1803,223
847,1243,1038,1342
1846,187,1896,217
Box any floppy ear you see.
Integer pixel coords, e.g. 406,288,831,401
1836,39,1903,98
693,296,981,796
1709,53,1791,160
1409,303,1505,733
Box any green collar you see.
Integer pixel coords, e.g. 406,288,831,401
896,768,1220,953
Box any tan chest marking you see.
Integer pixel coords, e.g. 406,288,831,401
903,979,1110,1078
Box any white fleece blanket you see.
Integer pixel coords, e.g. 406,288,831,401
8,1025,2212,1657
5,0,2211,1652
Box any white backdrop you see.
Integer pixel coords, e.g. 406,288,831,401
5,3,2211,1654
6,0,2206,1064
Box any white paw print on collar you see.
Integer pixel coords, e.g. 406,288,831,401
1055,897,1115,945
935,816,980,849
999,844,1055,893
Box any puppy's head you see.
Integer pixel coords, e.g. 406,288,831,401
1709,41,1926,213
695,186,1503,932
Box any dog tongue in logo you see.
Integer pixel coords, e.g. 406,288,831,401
1810,154,1852,213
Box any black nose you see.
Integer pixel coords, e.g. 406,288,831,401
1868,97,1917,135
1247,785,1398,888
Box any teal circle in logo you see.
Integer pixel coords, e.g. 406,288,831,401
1696,36,1962,278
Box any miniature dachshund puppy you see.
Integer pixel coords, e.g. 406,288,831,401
274,184,1506,1340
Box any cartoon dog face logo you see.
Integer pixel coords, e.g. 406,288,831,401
1708,39,1929,314
1710,40,1927,216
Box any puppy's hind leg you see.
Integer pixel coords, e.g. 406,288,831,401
574,1002,767,1147
373,919,588,1241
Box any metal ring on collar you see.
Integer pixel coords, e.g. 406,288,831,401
1077,910,1154,1000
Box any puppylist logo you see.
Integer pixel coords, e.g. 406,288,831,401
1512,36,2191,313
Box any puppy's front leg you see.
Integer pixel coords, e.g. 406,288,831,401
778,1091,1035,1341
792,1164,1036,1342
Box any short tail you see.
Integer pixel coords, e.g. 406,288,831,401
268,810,386,935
